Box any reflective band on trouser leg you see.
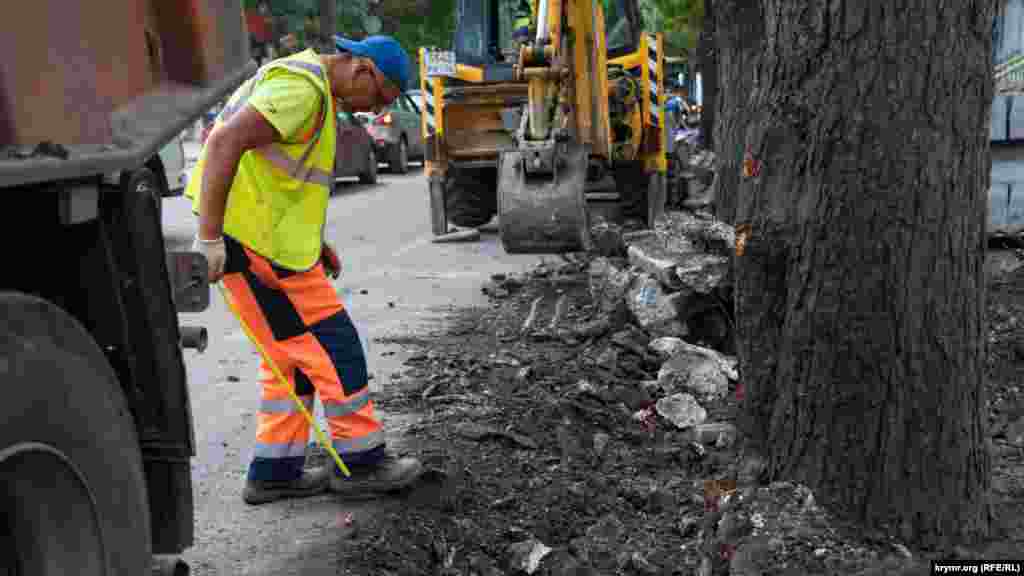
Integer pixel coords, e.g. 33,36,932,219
273,258,386,474
221,237,330,482
220,268,310,482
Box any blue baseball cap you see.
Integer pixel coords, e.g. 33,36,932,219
334,35,412,92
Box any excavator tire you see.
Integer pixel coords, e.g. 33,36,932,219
0,292,152,576
445,167,498,229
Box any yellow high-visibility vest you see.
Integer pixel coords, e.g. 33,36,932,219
185,49,336,271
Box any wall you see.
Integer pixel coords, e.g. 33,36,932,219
993,0,1024,142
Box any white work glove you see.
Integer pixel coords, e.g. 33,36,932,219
192,235,227,284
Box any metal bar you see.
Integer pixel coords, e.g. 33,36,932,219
535,0,550,43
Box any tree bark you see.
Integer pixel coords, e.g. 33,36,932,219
736,0,995,549
697,0,717,151
712,0,763,224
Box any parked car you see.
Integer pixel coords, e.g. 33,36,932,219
157,131,189,196
335,109,378,186
356,90,426,174
132,129,189,223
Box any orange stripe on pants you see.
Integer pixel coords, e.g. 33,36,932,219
220,236,385,482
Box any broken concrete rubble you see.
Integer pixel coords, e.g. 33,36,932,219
627,238,697,290
588,257,634,316
648,337,739,381
658,348,731,400
586,206,738,361
674,253,731,294
507,538,553,575
685,422,739,447
655,393,707,429
626,274,689,337
654,211,736,257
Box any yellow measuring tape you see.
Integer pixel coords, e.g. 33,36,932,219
216,282,351,477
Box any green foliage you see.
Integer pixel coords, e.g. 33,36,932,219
376,0,456,51
641,0,704,53
249,0,455,69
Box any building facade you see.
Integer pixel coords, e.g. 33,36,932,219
992,0,1024,142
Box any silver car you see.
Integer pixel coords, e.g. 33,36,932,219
357,91,426,174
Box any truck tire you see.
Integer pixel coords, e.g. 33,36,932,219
445,167,498,228
0,292,151,576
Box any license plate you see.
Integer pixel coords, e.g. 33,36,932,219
425,50,456,77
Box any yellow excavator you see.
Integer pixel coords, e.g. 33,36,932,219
419,0,666,253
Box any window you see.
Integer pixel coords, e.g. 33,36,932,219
409,92,424,111
455,0,521,65
604,0,639,58
497,0,520,60
405,92,421,112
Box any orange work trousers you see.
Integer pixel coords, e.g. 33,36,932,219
219,235,385,482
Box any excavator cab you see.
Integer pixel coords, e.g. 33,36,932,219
451,0,518,72
420,0,665,253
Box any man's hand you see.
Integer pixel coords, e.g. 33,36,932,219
322,242,341,279
193,235,227,284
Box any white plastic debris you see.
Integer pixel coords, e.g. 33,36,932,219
508,539,553,574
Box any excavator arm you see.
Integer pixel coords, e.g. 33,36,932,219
497,0,649,253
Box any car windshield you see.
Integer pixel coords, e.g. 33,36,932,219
603,0,636,55
497,0,518,60
456,0,521,64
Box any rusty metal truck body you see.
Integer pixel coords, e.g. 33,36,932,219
0,2,255,574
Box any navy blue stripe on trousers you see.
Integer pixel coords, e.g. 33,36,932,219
309,308,387,470
310,308,369,397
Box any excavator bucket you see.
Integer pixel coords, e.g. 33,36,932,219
497,143,592,254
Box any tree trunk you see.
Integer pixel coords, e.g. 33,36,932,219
319,0,336,53
697,0,717,151
736,0,995,549
712,0,763,224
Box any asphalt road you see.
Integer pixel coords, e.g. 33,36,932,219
165,150,542,575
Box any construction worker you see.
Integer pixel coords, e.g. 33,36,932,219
185,35,423,505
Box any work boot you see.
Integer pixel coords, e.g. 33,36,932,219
328,451,423,498
242,466,330,505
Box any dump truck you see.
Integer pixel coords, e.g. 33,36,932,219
419,0,667,254
0,2,255,574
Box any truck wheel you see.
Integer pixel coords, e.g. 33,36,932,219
445,168,498,228
389,137,409,174
0,292,151,576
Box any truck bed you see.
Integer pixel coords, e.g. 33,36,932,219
0,72,253,189
0,0,254,190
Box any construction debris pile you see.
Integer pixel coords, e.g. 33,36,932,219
323,150,1024,575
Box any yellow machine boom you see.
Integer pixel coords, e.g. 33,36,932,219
420,0,666,254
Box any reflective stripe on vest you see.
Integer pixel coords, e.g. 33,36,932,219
255,144,333,188
184,50,336,271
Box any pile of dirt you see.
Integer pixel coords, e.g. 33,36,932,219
311,238,1024,575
